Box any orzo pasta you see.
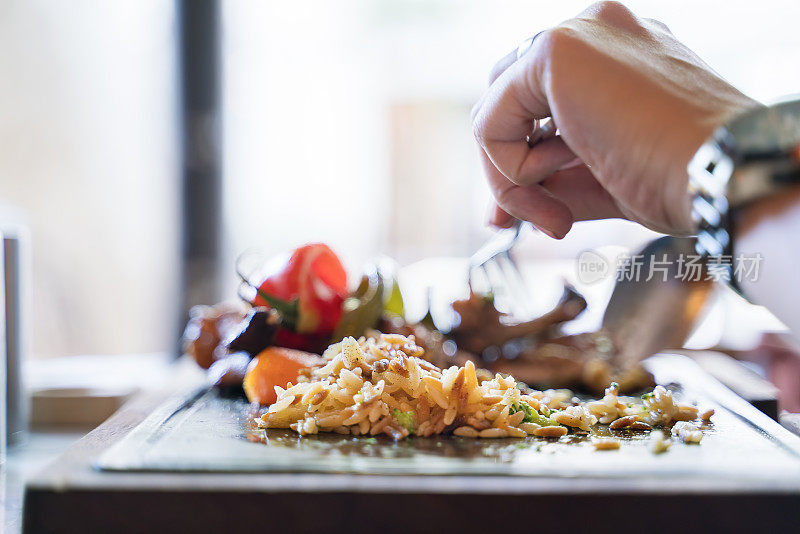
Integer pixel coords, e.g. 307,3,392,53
256,333,713,446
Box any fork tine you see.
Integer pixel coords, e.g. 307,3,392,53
467,263,486,293
495,251,532,319
483,257,507,303
468,221,532,319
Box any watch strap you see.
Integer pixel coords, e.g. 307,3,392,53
687,132,740,292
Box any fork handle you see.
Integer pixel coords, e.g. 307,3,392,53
526,118,557,148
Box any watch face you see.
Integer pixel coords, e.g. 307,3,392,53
725,97,800,159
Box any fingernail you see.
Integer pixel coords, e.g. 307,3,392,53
534,225,562,239
541,227,558,239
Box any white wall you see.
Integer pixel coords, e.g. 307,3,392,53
0,1,179,357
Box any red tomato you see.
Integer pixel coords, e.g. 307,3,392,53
255,243,347,337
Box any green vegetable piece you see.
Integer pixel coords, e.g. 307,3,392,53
250,287,300,330
530,411,559,427
333,267,384,340
375,259,405,319
383,277,405,318
509,401,535,422
393,409,416,433
235,259,299,329
509,401,559,426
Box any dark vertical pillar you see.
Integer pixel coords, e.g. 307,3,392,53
177,0,222,351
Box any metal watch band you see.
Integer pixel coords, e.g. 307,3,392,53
686,130,738,290
687,97,800,293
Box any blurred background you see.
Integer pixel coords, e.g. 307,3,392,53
6,3,800,530
2,0,800,360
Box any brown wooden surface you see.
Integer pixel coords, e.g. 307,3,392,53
23,355,800,534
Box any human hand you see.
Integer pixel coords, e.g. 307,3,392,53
472,1,759,238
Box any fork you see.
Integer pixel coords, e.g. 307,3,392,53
468,219,533,319
467,118,557,319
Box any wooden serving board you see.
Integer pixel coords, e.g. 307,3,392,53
24,354,800,533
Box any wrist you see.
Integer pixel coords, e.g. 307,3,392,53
684,102,765,231
686,96,800,295
666,106,756,235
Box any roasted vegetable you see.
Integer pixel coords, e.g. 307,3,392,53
253,243,348,337
333,267,384,340
243,346,324,405
332,262,406,341
377,259,404,318
225,307,281,357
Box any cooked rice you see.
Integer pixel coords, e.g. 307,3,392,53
257,333,710,442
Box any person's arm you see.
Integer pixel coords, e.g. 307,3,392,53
472,1,800,336
736,186,800,335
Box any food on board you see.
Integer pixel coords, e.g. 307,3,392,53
184,243,708,448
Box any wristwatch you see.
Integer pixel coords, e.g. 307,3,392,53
687,97,800,290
